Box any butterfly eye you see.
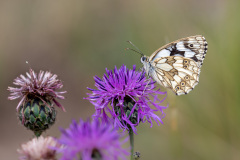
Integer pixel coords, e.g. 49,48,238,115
185,76,189,80
184,60,189,64
141,56,146,62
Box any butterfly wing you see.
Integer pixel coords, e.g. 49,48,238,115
150,56,201,95
148,35,207,95
149,35,208,68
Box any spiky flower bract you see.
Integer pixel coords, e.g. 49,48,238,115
56,119,129,160
8,69,66,136
17,136,59,160
86,65,167,134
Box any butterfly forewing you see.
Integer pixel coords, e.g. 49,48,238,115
144,35,208,95
149,35,207,68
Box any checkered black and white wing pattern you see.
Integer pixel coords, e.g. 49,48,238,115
143,35,208,95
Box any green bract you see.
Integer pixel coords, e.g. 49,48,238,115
18,97,56,137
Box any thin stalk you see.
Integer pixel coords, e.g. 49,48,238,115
129,128,134,160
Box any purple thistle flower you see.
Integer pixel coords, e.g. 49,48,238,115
8,68,66,137
86,65,167,134
8,68,66,111
56,119,129,160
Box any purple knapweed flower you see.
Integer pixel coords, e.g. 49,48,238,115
8,68,66,137
8,68,66,111
56,119,129,160
86,65,167,134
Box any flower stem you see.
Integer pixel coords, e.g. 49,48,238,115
129,128,134,160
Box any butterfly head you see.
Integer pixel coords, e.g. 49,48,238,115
140,55,151,76
141,56,148,63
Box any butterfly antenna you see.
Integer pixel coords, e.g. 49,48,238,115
126,40,144,57
125,48,143,56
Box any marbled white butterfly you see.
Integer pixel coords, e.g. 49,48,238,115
128,35,208,95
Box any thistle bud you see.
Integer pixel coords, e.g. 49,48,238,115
8,69,66,137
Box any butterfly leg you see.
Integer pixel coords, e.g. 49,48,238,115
142,78,152,94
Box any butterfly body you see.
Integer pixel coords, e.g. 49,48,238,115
140,35,208,95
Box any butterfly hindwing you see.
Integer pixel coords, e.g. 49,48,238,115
152,56,200,95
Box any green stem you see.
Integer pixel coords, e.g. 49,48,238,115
129,129,134,160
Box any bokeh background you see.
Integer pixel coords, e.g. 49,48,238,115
1,0,240,159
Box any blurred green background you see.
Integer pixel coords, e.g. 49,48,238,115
1,0,240,159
